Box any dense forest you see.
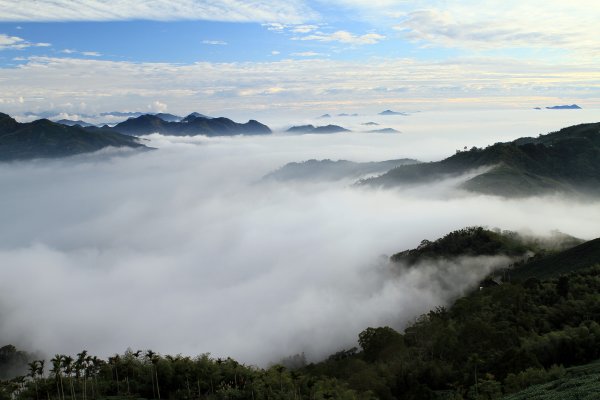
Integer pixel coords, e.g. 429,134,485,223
2,228,599,399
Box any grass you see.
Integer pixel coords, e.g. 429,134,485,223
503,360,600,399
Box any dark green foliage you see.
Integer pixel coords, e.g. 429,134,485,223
4,231,599,399
390,227,531,265
0,113,147,161
503,360,600,399
511,238,600,280
363,122,600,197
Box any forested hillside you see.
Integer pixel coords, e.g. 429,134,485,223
2,228,599,399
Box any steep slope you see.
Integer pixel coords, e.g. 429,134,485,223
112,114,271,136
512,237,600,280
363,122,600,196
0,113,147,161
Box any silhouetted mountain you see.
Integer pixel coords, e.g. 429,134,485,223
55,119,95,127
362,122,600,197
379,110,408,116
181,112,211,123
369,128,399,133
313,125,350,133
154,113,183,122
112,114,271,136
264,158,419,182
286,124,350,134
546,104,582,110
0,113,147,161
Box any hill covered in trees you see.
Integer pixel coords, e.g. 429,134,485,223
111,114,271,137
362,122,600,197
0,113,148,161
2,227,599,399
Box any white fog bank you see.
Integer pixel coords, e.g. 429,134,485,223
1,110,599,365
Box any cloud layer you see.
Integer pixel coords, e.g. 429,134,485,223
1,112,600,365
0,0,315,23
2,56,599,117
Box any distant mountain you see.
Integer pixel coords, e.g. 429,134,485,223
264,158,420,182
99,111,145,118
362,122,600,197
379,110,408,116
368,128,400,133
317,114,331,119
362,122,379,126
55,119,95,127
154,113,183,122
337,113,358,117
0,113,147,161
286,124,350,134
546,104,582,110
181,112,211,123
112,114,271,137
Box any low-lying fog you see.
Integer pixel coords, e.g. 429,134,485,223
1,110,600,365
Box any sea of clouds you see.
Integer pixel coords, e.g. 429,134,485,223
1,109,600,365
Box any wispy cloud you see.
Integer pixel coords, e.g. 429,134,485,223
202,40,228,46
1,56,598,115
0,0,317,23
298,30,385,45
392,1,600,60
0,34,50,50
291,51,324,57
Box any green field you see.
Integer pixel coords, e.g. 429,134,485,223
503,360,600,400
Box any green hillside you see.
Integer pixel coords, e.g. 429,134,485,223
363,122,600,197
512,238,600,281
0,113,147,161
503,360,600,400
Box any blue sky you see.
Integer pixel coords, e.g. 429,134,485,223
0,0,598,117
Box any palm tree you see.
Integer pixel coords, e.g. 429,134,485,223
50,355,65,400
75,351,87,400
62,355,76,400
28,361,40,400
145,350,160,399
106,355,120,395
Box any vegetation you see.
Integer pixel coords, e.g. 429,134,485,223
363,122,600,197
2,228,599,399
111,114,271,137
0,113,147,161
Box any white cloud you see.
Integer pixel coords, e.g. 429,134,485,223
0,34,50,50
148,100,168,112
291,24,319,33
393,1,600,59
271,50,281,55
202,40,228,45
0,56,599,117
61,49,102,57
1,119,600,364
0,0,317,23
291,51,324,57
299,30,385,45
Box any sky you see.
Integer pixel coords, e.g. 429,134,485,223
0,0,599,118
